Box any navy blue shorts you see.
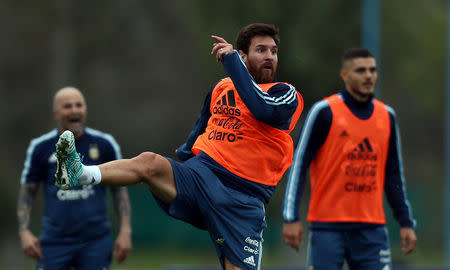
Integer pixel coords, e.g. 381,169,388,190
307,226,392,270
155,156,267,270
36,233,112,270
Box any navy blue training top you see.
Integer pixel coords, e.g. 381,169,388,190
21,127,121,243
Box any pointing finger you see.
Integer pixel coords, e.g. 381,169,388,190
211,35,227,44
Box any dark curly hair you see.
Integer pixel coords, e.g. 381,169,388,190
236,23,279,54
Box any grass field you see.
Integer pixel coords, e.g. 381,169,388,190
12,242,444,269
110,247,219,270
108,245,445,270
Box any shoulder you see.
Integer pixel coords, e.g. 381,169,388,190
373,98,393,113
308,99,331,116
265,82,299,105
29,129,58,145
383,103,396,117
27,129,59,153
85,127,121,149
210,78,233,96
375,100,397,121
382,104,398,129
301,99,332,125
214,77,232,88
267,82,296,94
323,93,342,105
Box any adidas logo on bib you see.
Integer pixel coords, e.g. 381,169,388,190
243,255,256,266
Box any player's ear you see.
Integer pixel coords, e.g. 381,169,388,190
52,110,59,121
340,69,347,81
238,50,247,62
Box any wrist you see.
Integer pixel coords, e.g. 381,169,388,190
18,229,30,236
119,227,132,235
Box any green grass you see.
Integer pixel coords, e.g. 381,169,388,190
110,244,445,270
110,246,295,270
111,247,219,270
18,243,444,270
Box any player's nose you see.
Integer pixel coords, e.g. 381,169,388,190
265,52,275,61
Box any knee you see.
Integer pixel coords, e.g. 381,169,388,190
132,152,165,180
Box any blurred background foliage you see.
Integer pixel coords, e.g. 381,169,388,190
0,0,446,268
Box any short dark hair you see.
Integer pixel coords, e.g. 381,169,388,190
236,23,279,54
342,48,374,66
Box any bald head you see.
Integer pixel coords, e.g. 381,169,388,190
53,86,87,138
53,87,85,110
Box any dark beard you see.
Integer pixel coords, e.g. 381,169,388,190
248,65,275,84
349,87,375,102
358,89,374,100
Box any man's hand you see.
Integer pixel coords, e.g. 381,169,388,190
211,35,234,62
400,227,417,255
19,230,43,259
114,230,132,263
282,221,304,251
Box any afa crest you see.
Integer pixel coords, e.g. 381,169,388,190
216,238,225,245
89,144,100,160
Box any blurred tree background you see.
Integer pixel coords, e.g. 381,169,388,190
0,0,446,268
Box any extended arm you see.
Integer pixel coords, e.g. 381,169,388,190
282,101,332,250
384,107,417,254
17,182,42,259
211,35,299,129
110,186,132,263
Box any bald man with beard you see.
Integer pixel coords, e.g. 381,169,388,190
17,87,132,270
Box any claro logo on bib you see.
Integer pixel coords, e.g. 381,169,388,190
342,138,379,193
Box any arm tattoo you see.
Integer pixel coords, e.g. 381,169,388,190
17,183,39,233
111,187,131,230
